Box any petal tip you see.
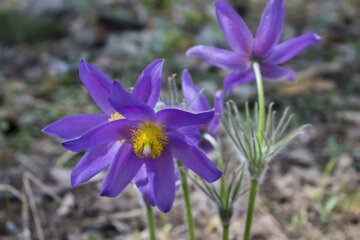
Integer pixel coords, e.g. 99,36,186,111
79,58,91,73
186,47,196,56
60,141,71,150
181,69,192,83
150,58,165,69
70,176,80,188
206,169,222,183
156,58,165,64
182,68,189,75
159,207,171,213
61,140,81,152
215,89,225,98
287,72,297,82
41,125,50,135
41,124,62,138
186,45,206,57
111,80,120,87
157,202,173,213
214,1,230,10
99,189,116,198
224,81,234,95
313,33,323,42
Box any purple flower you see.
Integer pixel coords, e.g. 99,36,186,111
46,61,222,212
187,0,322,93
43,59,164,187
182,69,224,151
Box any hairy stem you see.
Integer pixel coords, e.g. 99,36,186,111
222,223,230,240
243,179,258,240
204,134,227,204
145,200,156,240
253,62,265,144
178,162,196,240
219,208,233,240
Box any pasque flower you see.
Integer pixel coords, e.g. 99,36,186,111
47,61,222,212
187,0,322,93
182,69,224,151
43,59,164,187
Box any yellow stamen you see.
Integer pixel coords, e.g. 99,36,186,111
130,122,168,159
109,112,125,143
109,112,124,121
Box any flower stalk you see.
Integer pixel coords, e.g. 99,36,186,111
242,62,263,240
253,62,265,145
144,200,156,240
243,178,258,240
178,161,196,240
222,224,230,240
193,134,247,240
219,208,233,240
204,134,227,204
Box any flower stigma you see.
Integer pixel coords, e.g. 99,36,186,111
131,122,168,159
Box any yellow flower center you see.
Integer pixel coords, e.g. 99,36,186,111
109,112,124,121
130,122,168,159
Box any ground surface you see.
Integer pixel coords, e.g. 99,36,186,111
0,0,359,239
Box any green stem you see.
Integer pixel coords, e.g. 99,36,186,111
216,145,227,206
252,62,265,144
243,179,258,240
222,223,230,240
219,208,233,240
204,134,227,204
178,162,196,240
145,200,156,240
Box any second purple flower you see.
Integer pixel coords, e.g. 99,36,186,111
187,0,322,93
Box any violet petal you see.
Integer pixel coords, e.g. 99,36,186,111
61,119,135,152
132,59,164,108
181,69,210,112
208,90,224,136
224,68,254,94
110,81,155,121
261,63,296,82
156,108,214,129
42,114,108,140
215,1,253,55
71,142,121,187
79,59,114,115
134,165,155,206
186,45,249,70
100,143,144,197
177,127,202,144
151,148,176,212
168,132,222,182
264,32,322,65
253,0,285,57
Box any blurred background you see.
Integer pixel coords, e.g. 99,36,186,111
0,0,359,239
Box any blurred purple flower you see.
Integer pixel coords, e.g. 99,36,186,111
44,60,222,212
187,0,322,93
181,69,224,151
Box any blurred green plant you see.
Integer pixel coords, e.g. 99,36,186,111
0,9,66,44
87,233,106,240
341,188,360,213
319,195,339,223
